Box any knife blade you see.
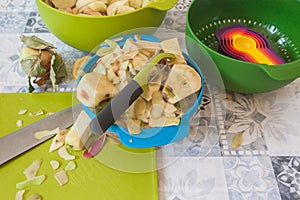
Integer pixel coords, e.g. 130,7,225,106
0,104,82,166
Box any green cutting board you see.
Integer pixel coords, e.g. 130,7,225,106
0,93,158,200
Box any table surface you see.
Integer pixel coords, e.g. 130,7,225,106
1,1,300,200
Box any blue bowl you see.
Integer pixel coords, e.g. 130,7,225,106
77,34,205,148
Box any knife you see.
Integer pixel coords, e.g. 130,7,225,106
0,104,82,166
89,52,175,136
0,53,174,165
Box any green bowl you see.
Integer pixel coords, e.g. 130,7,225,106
36,0,177,52
186,0,300,93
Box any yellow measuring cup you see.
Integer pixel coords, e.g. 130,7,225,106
232,34,275,65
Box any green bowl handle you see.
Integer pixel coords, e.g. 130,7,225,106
262,60,300,81
146,0,178,11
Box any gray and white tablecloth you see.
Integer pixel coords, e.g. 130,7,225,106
1,1,300,199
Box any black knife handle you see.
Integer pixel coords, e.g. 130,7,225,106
90,80,143,136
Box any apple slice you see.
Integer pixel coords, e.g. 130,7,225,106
23,159,42,179
76,72,117,108
160,38,186,64
162,64,202,104
54,170,68,186
65,111,92,151
58,146,75,160
16,175,46,189
49,129,68,152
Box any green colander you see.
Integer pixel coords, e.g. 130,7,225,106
185,0,300,93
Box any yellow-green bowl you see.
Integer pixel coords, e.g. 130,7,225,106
36,0,177,52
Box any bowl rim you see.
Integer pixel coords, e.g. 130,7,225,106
36,0,176,19
185,0,300,81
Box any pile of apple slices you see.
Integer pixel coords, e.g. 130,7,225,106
76,36,202,134
46,0,156,16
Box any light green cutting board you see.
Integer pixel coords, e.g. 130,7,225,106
0,93,158,200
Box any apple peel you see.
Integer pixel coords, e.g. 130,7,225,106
15,190,25,200
29,110,44,116
83,134,106,158
54,170,68,186
27,193,43,200
16,175,46,189
50,160,60,170
23,159,43,179
58,146,75,160
49,129,68,152
64,161,76,171
16,120,23,127
34,128,59,140
18,109,28,115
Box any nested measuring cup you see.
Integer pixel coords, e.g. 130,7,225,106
186,0,300,93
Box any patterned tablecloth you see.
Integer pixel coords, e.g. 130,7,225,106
1,1,300,199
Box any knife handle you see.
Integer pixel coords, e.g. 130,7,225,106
90,80,143,136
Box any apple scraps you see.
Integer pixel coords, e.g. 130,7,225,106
23,160,43,179
76,37,202,134
45,0,157,16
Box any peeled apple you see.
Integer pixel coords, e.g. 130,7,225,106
76,72,117,108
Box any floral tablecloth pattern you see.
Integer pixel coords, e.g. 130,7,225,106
1,1,300,199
